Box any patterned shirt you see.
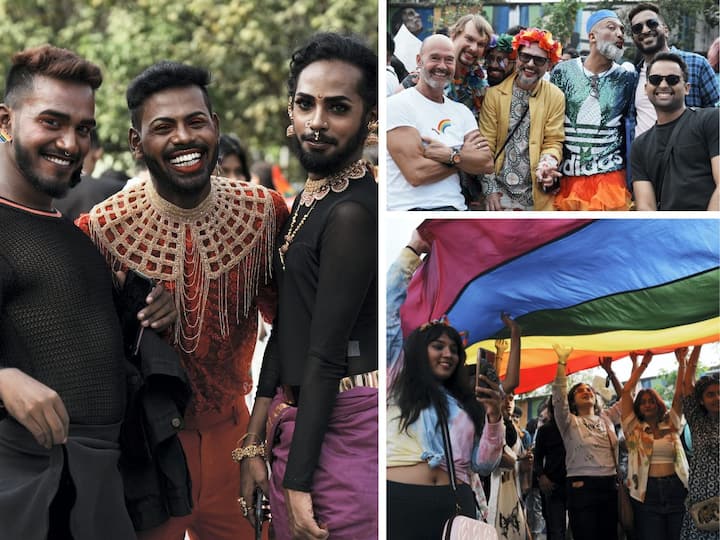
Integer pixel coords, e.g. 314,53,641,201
681,395,719,539
622,409,689,503
552,371,621,477
550,57,636,177
485,85,532,209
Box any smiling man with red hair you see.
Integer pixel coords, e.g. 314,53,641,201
478,28,565,211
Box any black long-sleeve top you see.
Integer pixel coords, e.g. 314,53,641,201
533,419,567,485
0,198,126,424
256,171,377,491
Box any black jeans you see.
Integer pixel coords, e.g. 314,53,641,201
566,475,617,540
542,487,567,540
387,480,475,539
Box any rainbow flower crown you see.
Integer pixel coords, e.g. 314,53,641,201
511,27,563,65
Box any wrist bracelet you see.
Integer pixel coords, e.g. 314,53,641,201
558,359,567,366
405,245,419,256
231,442,266,463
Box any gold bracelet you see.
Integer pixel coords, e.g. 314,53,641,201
231,442,266,463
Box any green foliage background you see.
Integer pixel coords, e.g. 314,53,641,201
0,0,378,172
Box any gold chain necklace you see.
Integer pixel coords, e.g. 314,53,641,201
278,199,318,270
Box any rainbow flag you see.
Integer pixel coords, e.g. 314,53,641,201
401,219,720,393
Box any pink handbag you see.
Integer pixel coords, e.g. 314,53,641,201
439,416,498,540
442,514,498,540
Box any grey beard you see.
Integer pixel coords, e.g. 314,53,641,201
420,68,450,90
597,40,624,62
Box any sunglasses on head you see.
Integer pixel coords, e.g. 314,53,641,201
647,74,683,86
631,18,660,35
517,52,549,67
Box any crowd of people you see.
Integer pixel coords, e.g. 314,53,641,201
0,32,378,540
386,229,720,540
387,3,720,211
0,5,717,540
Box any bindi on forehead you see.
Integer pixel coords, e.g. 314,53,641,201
296,61,363,99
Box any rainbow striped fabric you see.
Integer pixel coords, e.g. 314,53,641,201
400,219,720,393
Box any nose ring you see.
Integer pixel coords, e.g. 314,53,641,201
63,150,71,157
305,120,328,142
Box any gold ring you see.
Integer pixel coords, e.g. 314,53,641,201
238,497,249,517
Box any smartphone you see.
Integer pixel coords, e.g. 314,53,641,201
476,350,491,389
121,270,155,355
123,269,155,314
253,487,270,539
476,349,501,389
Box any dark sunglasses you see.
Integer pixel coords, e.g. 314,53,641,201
517,52,549,67
647,74,683,86
631,18,660,35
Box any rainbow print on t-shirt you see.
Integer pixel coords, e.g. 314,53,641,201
433,118,452,135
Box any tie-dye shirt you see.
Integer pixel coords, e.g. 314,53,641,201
386,248,504,483
550,57,636,177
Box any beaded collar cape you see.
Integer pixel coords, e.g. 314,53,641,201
87,176,279,353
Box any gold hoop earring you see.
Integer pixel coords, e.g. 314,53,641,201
286,100,295,138
365,120,378,146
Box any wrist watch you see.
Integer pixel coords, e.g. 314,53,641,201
448,147,461,166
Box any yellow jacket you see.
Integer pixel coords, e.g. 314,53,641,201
479,73,565,211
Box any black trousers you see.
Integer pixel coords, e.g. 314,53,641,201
387,480,475,540
566,475,618,540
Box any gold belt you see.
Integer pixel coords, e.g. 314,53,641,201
338,370,378,393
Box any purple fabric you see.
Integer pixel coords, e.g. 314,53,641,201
267,386,378,540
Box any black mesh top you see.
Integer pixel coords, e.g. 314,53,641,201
0,198,126,424
257,171,378,491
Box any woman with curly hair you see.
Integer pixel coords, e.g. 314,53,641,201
551,345,625,540
679,345,719,539
621,350,689,540
386,229,512,539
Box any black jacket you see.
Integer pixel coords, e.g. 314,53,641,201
119,329,193,531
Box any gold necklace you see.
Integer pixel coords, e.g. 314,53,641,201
279,199,318,270
298,160,367,207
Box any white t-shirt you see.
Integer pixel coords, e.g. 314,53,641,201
634,63,657,138
387,87,478,211
386,65,400,96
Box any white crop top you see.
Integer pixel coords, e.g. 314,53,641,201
650,435,675,464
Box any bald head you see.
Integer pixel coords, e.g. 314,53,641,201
419,34,454,56
416,34,456,93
